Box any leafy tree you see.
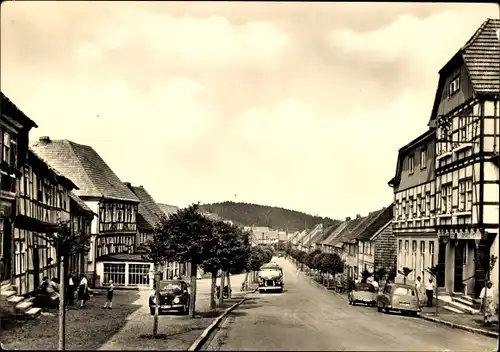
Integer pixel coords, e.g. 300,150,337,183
304,248,322,273
246,246,267,283
47,219,91,350
142,230,168,338
311,252,326,282
154,203,216,318
361,269,372,284
398,267,413,284
321,253,343,287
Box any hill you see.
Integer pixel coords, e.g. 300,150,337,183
199,201,339,231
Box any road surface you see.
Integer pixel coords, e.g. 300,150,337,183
204,258,497,351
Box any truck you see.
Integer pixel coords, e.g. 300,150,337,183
258,263,284,293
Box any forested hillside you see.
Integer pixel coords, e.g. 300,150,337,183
200,201,338,231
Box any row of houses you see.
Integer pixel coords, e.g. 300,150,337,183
291,19,500,313
1,92,186,304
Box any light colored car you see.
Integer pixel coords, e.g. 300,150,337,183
348,283,377,306
258,264,284,293
376,283,421,316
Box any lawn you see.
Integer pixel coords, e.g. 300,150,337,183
0,290,142,350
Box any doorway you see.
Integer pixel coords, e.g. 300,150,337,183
437,242,446,288
454,241,465,292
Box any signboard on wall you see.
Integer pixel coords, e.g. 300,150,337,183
456,231,481,240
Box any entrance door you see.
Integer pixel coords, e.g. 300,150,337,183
454,241,465,292
437,242,446,287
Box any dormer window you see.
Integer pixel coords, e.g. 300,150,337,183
449,76,460,95
408,154,414,174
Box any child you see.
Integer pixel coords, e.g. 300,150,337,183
102,280,114,309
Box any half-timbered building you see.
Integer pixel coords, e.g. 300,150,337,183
428,18,499,298
68,192,95,277
13,149,78,295
388,129,439,285
0,92,37,284
31,137,140,288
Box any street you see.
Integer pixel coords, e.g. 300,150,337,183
204,258,497,351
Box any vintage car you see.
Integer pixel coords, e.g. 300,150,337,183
376,283,421,316
258,263,284,293
149,280,190,315
348,283,377,306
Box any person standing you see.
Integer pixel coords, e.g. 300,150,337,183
425,277,435,307
480,281,497,325
102,280,114,309
77,274,89,308
415,276,425,307
66,272,76,307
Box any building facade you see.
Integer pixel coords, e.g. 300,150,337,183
0,93,37,284
31,137,141,288
388,129,439,285
429,19,500,297
68,192,95,277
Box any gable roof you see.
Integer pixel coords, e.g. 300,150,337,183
317,222,342,244
69,192,96,216
1,92,38,128
430,18,500,122
126,184,164,231
322,221,349,246
31,138,139,203
295,229,310,245
329,216,367,248
28,148,78,191
157,203,179,217
355,205,394,242
370,220,393,242
302,224,323,248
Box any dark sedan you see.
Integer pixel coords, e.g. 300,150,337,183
149,280,190,315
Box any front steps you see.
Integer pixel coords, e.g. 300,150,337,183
1,280,42,319
438,292,482,314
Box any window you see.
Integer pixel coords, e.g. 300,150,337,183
404,240,409,267
128,264,151,286
425,193,431,216
398,240,402,268
412,241,417,279
2,131,12,165
408,155,414,174
429,241,435,267
360,242,363,254
463,242,468,265
441,184,452,213
449,76,460,95
103,263,126,285
420,241,426,280
458,179,473,212
394,287,416,296
37,178,43,202
420,149,427,169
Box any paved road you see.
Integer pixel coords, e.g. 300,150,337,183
204,258,497,351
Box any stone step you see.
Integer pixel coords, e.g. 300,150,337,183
16,300,33,313
454,296,481,309
443,305,464,314
0,290,16,299
447,299,481,314
25,307,42,319
460,295,482,305
7,295,24,305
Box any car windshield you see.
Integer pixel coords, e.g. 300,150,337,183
393,287,415,296
355,283,375,292
259,269,282,277
159,281,182,291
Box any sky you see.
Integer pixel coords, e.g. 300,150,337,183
1,2,498,220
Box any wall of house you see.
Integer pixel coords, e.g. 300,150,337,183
396,138,436,192
483,99,500,153
95,261,154,288
393,180,436,232
373,223,397,274
436,62,474,117
85,201,99,234
397,235,437,282
358,240,374,274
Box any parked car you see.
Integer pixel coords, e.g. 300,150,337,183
149,280,190,315
258,263,284,293
348,283,377,306
376,283,420,316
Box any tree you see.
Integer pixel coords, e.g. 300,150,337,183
361,269,372,284
142,230,168,338
247,246,267,284
304,248,322,274
398,267,413,284
321,253,343,287
311,252,326,282
154,203,216,318
48,219,91,351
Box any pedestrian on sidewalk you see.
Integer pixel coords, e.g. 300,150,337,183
415,276,425,307
296,267,300,277
479,281,497,325
425,277,435,307
66,272,76,307
102,280,114,309
77,273,89,308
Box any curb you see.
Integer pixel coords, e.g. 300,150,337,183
419,314,499,338
187,286,259,351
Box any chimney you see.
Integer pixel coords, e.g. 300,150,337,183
39,136,51,145
356,214,361,219
124,182,131,188
140,185,143,188
345,217,351,221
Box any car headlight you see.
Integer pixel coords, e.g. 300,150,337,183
173,297,180,304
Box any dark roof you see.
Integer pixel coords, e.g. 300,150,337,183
460,18,499,94
322,221,349,246
1,92,38,128
126,184,164,230
344,211,384,244
330,216,367,247
355,205,394,241
28,149,78,190
31,138,139,203
69,192,96,216
318,222,342,243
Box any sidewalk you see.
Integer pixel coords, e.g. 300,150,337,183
419,306,499,338
99,273,255,350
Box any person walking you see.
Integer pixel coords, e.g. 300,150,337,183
77,274,89,308
102,280,114,309
480,281,498,325
66,272,76,307
425,277,435,307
